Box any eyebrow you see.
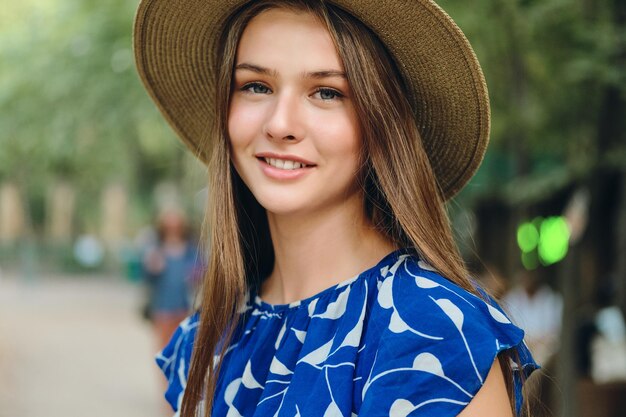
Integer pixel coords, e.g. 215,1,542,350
307,70,347,79
235,63,278,77
235,63,346,79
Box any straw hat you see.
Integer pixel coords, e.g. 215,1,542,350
133,0,490,200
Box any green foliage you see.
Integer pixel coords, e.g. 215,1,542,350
0,0,189,232
443,0,626,203
1,0,623,235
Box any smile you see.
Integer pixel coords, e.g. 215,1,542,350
263,157,310,170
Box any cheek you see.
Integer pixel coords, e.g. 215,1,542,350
227,112,247,175
315,114,361,164
227,101,247,148
228,97,267,139
227,101,259,167
228,96,267,128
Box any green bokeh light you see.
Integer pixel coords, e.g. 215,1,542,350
538,216,570,265
521,250,539,270
518,216,570,269
517,222,540,253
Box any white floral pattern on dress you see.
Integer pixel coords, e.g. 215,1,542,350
156,249,537,416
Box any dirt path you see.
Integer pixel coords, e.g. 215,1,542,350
0,273,171,417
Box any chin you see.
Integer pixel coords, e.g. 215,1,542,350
244,182,306,212
255,196,309,216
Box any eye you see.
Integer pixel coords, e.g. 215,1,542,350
313,88,344,101
241,82,271,94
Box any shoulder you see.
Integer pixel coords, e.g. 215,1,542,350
358,254,537,415
155,313,199,412
374,254,523,345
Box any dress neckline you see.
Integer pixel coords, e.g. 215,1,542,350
251,247,413,313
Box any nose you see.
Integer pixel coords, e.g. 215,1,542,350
263,90,304,143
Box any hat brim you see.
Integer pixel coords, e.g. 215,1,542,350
133,0,490,200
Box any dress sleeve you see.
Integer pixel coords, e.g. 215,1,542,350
359,259,538,416
155,313,199,413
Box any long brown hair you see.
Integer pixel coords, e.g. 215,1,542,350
182,1,518,416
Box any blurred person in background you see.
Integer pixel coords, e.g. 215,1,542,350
503,270,563,366
503,271,562,414
586,276,626,384
142,208,202,349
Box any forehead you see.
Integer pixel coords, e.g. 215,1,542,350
236,8,343,71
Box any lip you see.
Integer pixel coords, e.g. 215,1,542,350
256,157,315,180
255,152,316,167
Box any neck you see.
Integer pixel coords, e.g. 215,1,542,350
261,194,396,305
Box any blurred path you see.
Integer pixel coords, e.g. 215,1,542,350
0,273,169,417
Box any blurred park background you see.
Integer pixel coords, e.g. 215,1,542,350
1,0,625,416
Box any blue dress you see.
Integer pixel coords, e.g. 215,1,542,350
144,244,200,315
156,249,537,416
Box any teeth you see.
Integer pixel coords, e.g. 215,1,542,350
263,157,307,170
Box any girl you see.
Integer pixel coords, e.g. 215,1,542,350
134,0,538,416
142,208,200,349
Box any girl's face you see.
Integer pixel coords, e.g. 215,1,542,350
228,8,362,217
